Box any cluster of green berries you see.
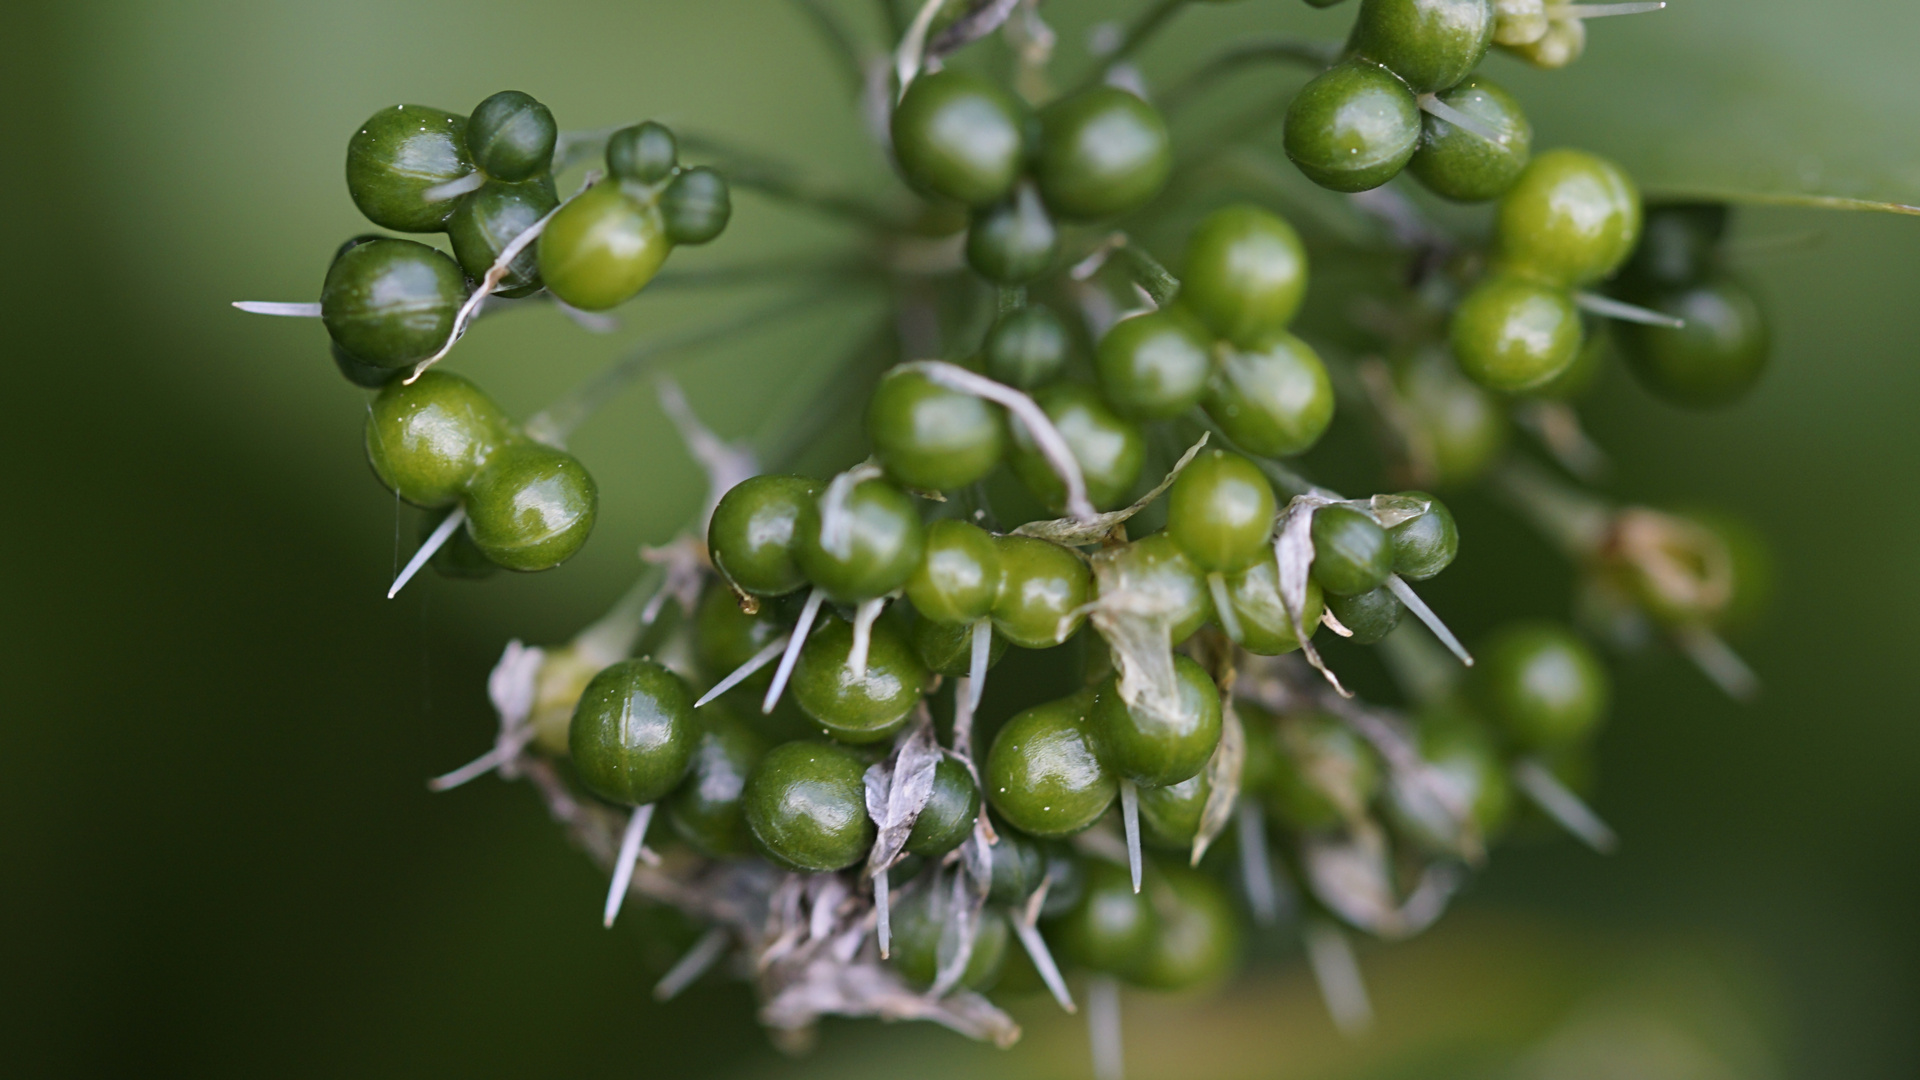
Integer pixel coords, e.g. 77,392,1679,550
1612,203,1772,408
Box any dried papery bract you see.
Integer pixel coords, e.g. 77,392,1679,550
862,713,944,955
1301,824,1461,940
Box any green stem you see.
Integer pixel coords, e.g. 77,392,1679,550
679,133,900,230
1160,39,1341,112
1485,456,1613,559
789,0,869,95
1113,239,1181,307
877,0,906,40
1072,0,1195,94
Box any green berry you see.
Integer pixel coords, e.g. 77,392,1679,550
967,183,1059,284
1283,59,1421,194
364,371,512,508
661,167,732,245
1492,0,1547,44
666,707,770,858
331,342,404,389
790,614,929,744
1349,0,1496,95
1167,449,1277,574
1500,14,1583,68
866,366,1005,492
464,441,599,571
1326,585,1404,643
1494,149,1641,288
1179,204,1308,348
907,519,1002,625
890,889,1009,990
1406,75,1531,202
708,475,823,598
905,756,981,858
606,122,678,184
1620,202,1729,289
985,690,1117,837
1038,843,1087,917
793,479,926,602
1089,655,1223,787
1530,318,1609,401
911,616,1009,676
1394,351,1509,485
1052,858,1155,975
1132,864,1241,991
1007,383,1147,511
694,584,787,692
744,740,876,872
1094,308,1214,421
465,90,556,183
985,829,1046,905
1223,559,1323,656
891,69,1027,207
1309,504,1394,597
1473,622,1608,749
1616,276,1770,409
321,238,466,368
1238,702,1280,799
1387,492,1458,580
569,659,699,806
536,181,669,311
345,104,472,232
1385,708,1511,853
991,535,1092,649
1203,333,1335,457
1136,772,1209,850
1450,273,1582,392
1035,86,1172,220
1093,533,1214,646
984,304,1071,390
1263,712,1380,831
447,176,559,297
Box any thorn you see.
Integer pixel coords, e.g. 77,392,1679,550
848,596,886,681
1236,800,1280,925
603,804,655,928
1086,976,1125,1080
968,618,993,714
231,301,322,317
1416,92,1506,144
695,634,789,708
1120,779,1142,894
1672,625,1760,702
875,869,893,958
1574,291,1686,329
1384,575,1473,666
1512,758,1618,853
421,171,486,203
389,507,466,599
653,926,731,1001
1303,919,1373,1036
763,589,824,714
1011,915,1077,1013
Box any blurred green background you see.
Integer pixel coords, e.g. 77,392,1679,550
3,1,1916,1077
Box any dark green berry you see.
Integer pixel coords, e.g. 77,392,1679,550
1167,449,1277,574
466,91,556,183
1450,273,1582,392
464,440,598,571
1007,383,1147,511
364,371,512,508
966,183,1059,284
1394,351,1509,484
1309,504,1394,597
1224,559,1323,655
708,474,822,598
1530,318,1609,401
447,176,559,297
1264,711,1380,831
905,756,980,858
867,366,1005,492
331,342,404,389
744,740,876,872
790,614,929,744
793,479,926,602
569,659,699,806
606,121,678,184
986,829,1047,905
911,616,1009,677
985,690,1116,838
1092,533,1214,646
984,304,1071,390
891,69,1027,207
1406,75,1531,202
661,167,732,245
1094,308,1214,421
1620,202,1729,289
1387,492,1458,580
1349,0,1496,95
1326,585,1404,643
991,535,1092,649
1132,864,1241,991
907,519,1002,625
1494,149,1641,288
1053,858,1155,975
1386,707,1511,853
1204,334,1335,457
537,182,669,311
890,889,1009,990
1180,204,1308,348
1283,59,1421,194
1473,622,1608,749
345,104,472,232
1090,655,1224,787
1136,772,1209,850
1035,86,1172,221
1616,276,1770,408
321,238,466,368
666,707,769,857
694,583,787,691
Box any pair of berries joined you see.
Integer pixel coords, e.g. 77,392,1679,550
1611,203,1771,407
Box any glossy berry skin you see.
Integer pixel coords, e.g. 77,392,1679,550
985,690,1116,838
569,659,699,807
908,520,1001,625
985,304,1070,390
665,708,769,858
1530,319,1608,401
911,617,1008,677
346,104,471,232
464,441,598,571
967,184,1059,285
1034,86,1172,221
447,176,559,297
1007,383,1147,511
743,740,876,872
1616,277,1770,408
466,90,556,183
1283,59,1421,194
1396,351,1509,484
537,182,669,311
606,122,678,183
694,584,787,691
905,756,980,858
1264,712,1381,831
1136,772,1209,849
331,343,404,389
1387,708,1511,853
1388,492,1458,580
1052,859,1155,976
1038,844,1086,918
1310,504,1394,597
661,167,732,245
790,615,929,744
1620,203,1728,289
867,366,1005,492
1089,655,1223,787
890,891,1009,990
1349,0,1496,95
891,69,1027,207
1326,585,1404,644
708,474,822,598
364,371,511,508
1133,865,1241,991
1473,622,1608,749
1204,334,1335,457
1167,449,1277,574
1224,560,1323,656
1094,533,1214,646
1180,204,1308,349
321,238,466,368
1494,149,1641,288
991,535,1092,648
1451,274,1582,392
1094,309,1214,421
985,830,1046,905
1407,76,1531,202
794,479,925,602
